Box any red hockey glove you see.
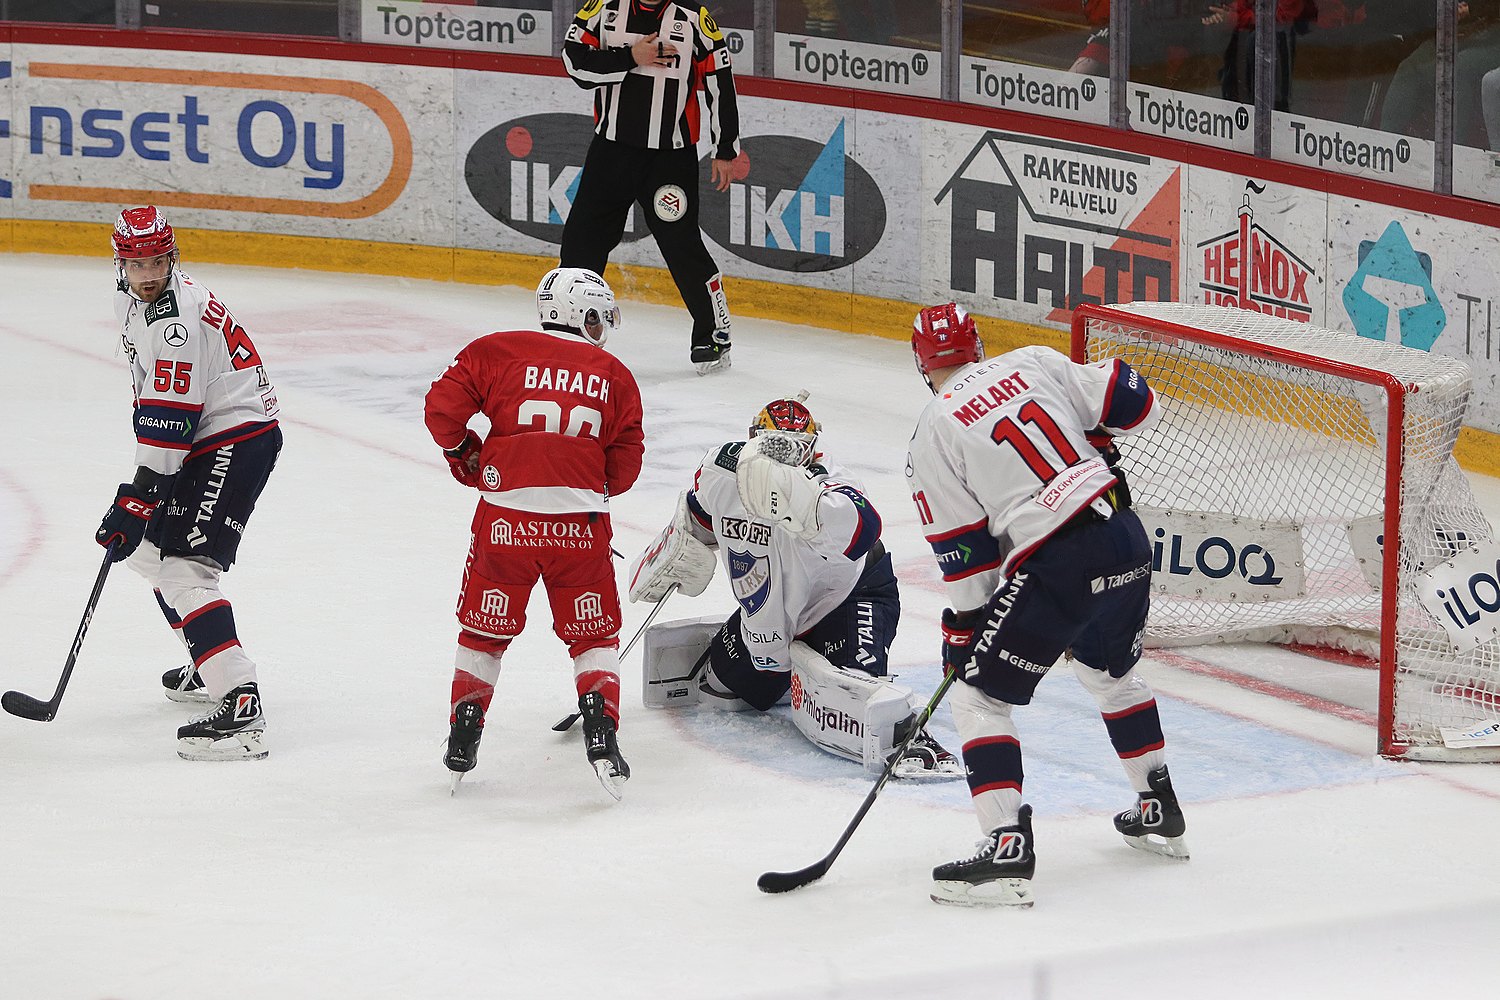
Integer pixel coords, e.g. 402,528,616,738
443,431,483,488
942,608,981,680
95,484,158,561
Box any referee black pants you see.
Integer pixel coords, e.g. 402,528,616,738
560,137,727,349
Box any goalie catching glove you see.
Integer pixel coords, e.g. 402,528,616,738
628,491,717,603
735,433,824,540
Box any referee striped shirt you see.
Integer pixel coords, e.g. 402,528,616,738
563,0,741,160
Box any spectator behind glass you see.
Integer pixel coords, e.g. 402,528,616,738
1127,0,1222,94
1292,2,1434,130
1484,66,1500,149
794,0,898,44
1383,0,1500,147
1205,0,1320,112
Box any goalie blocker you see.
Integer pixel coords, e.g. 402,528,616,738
643,617,928,773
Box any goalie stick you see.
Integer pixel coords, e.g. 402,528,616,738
2,545,117,722
758,671,957,894
551,583,679,732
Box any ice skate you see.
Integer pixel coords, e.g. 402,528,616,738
888,720,964,781
1114,765,1189,860
691,334,732,376
161,663,210,704
176,682,267,761
445,701,485,795
578,691,629,800
931,804,1036,908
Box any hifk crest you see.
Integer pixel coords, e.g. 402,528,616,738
728,548,772,616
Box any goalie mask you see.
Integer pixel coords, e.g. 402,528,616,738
112,205,178,300
748,395,820,467
536,267,621,346
912,302,984,391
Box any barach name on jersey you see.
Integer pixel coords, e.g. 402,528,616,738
523,365,610,401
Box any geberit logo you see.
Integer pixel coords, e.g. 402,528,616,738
18,62,411,217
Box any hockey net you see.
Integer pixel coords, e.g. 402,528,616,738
1073,302,1499,760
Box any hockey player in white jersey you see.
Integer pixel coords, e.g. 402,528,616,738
95,206,282,761
905,303,1188,907
629,396,960,778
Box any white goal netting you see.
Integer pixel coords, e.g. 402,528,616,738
1077,302,1499,759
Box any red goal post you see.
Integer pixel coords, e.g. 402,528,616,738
1071,302,1500,761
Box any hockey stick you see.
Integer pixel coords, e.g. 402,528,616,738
2,545,117,722
551,582,680,732
758,671,958,894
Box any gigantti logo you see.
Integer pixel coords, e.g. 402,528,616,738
1195,181,1316,322
1341,220,1446,350
699,120,884,272
464,112,651,244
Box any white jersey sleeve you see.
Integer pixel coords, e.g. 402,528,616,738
686,442,882,671
905,346,1157,611
116,272,280,475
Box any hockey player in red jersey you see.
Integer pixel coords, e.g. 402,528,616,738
906,303,1189,907
425,267,645,799
98,206,282,762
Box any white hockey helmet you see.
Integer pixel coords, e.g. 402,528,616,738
536,267,621,346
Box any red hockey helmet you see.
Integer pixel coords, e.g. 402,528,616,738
912,303,984,385
112,206,177,260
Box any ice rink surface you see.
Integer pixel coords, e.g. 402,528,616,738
2,254,1499,999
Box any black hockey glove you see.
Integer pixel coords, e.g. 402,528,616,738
941,608,982,680
95,483,158,561
443,430,482,488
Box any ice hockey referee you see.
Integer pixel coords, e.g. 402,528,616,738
561,0,741,375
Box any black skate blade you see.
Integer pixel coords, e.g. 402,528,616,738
757,861,830,894
552,712,581,732
2,690,57,722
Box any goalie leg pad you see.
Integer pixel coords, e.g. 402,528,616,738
788,642,917,770
642,616,726,708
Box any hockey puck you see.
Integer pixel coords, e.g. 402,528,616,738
653,184,687,222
